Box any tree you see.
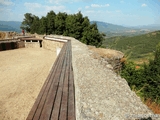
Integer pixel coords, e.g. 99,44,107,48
81,23,104,47
82,17,90,31
46,10,56,35
39,17,48,34
143,43,160,103
30,16,40,34
54,12,67,35
64,12,84,39
20,13,35,32
21,11,105,47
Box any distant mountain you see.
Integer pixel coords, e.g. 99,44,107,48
132,24,160,31
91,21,132,33
0,21,21,32
91,21,160,37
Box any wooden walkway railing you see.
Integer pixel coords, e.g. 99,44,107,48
26,40,75,120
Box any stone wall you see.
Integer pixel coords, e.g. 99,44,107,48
42,40,64,52
0,41,25,51
35,34,64,52
24,42,40,48
71,38,158,120
17,41,25,48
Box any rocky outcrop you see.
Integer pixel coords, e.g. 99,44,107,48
71,38,159,120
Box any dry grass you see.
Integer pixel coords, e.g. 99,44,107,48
88,45,124,59
145,99,160,114
0,31,17,40
0,32,6,40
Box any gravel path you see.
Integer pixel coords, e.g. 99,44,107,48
71,38,159,120
0,48,56,120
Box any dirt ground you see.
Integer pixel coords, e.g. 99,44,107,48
0,48,56,120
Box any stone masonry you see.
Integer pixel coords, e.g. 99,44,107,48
71,37,160,120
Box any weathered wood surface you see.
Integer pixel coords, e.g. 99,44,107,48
26,41,75,120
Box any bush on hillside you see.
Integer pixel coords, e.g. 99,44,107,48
121,43,160,104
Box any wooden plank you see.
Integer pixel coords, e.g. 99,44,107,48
59,42,70,120
39,43,68,120
50,42,69,120
68,41,76,120
26,41,76,120
32,43,67,120
26,43,67,120
26,55,59,119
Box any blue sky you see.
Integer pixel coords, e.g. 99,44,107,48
0,0,160,26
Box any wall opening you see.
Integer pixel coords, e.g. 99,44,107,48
2,43,6,50
32,40,38,42
26,40,30,42
40,41,42,47
0,41,22,51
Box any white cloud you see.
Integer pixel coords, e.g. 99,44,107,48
105,4,110,7
47,0,93,4
24,2,66,11
116,10,121,13
91,4,100,7
47,0,85,4
44,5,65,11
85,10,95,13
24,3,41,8
91,4,109,8
120,0,124,3
141,3,147,7
85,6,90,9
0,0,14,6
24,2,67,17
0,8,4,12
78,7,82,11
106,10,111,14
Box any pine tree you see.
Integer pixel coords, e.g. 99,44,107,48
39,17,48,34
46,11,56,35
81,23,104,47
64,12,84,40
20,13,34,32
54,12,67,35
30,16,40,34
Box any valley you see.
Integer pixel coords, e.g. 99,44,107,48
102,30,160,64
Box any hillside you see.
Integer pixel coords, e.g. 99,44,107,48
102,30,160,63
0,21,21,32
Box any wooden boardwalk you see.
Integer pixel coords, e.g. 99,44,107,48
26,41,75,120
